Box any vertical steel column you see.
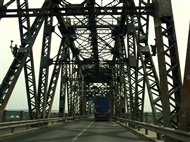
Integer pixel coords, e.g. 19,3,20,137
111,64,116,117
110,54,114,116
0,0,4,6
130,0,148,122
125,64,130,119
78,69,84,116
178,23,190,131
72,62,78,117
70,61,74,116
112,1,128,118
37,16,53,118
128,2,163,136
153,0,182,141
118,34,127,117
59,45,69,117
67,52,73,116
75,67,81,116
126,16,137,120
118,62,125,117
59,64,67,117
115,61,120,117
87,0,98,67
16,0,38,120
153,0,182,129
44,38,66,118
0,1,49,118
82,76,86,115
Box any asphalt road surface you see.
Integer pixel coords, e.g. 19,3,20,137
1,116,150,142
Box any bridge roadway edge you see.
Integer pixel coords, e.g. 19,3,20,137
1,116,164,142
113,119,164,142
0,117,86,140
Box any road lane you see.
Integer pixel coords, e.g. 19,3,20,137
72,121,94,142
74,120,147,142
0,116,151,142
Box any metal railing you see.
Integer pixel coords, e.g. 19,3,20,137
115,117,190,142
0,110,61,122
0,115,89,137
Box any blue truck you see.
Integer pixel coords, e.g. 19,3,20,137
94,97,110,121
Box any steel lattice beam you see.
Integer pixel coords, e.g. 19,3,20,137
153,0,182,129
0,6,154,17
178,23,190,131
37,16,54,119
0,2,189,139
17,0,39,120
0,1,52,117
44,38,67,118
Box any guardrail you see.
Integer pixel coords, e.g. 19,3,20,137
0,115,89,137
115,117,190,142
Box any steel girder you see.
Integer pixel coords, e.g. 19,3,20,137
71,61,79,116
178,23,190,131
0,0,3,6
114,62,120,117
0,0,12,17
0,0,52,117
130,1,163,136
59,46,69,117
153,0,182,130
43,38,67,118
77,69,85,116
126,15,137,120
116,2,127,118
59,64,67,117
153,0,183,141
37,15,54,119
0,1,188,137
67,54,73,116
17,0,37,120
130,0,150,122
0,6,154,17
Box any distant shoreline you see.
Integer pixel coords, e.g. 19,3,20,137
5,109,59,112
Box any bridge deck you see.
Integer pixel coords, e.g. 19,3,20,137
0,116,153,142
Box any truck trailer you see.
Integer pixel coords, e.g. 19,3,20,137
94,97,110,121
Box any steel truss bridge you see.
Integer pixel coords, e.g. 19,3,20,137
0,0,190,141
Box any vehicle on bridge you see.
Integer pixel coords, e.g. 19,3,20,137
94,97,110,121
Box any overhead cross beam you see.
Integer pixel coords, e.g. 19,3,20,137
0,1,53,117
0,1,189,138
87,0,99,76
0,6,154,17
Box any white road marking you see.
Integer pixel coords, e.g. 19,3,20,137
72,121,94,142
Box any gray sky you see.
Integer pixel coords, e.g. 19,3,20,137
0,0,190,111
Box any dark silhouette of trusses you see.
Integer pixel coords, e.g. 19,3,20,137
0,0,190,138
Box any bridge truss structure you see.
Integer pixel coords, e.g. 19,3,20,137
0,0,190,139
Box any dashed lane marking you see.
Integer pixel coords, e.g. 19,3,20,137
72,121,94,142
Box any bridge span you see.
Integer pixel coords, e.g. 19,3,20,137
1,116,153,142
0,1,190,142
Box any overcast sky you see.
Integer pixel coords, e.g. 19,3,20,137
0,0,190,111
